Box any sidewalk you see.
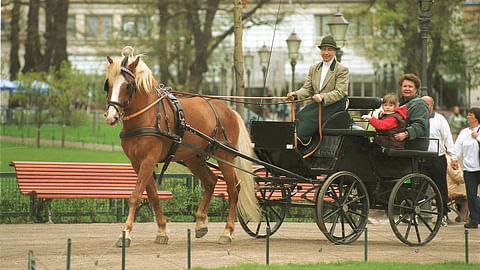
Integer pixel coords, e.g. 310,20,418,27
0,135,123,151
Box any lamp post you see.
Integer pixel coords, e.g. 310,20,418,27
258,44,270,90
286,31,302,93
243,51,254,121
466,63,473,109
327,9,349,62
419,0,434,96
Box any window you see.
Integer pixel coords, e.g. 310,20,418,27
67,16,75,39
122,16,150,37
353,82,363,96
314,14,333,37
86,15,112,39
364,82,374,96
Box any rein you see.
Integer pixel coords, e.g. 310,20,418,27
169,90,312,106
123,94,166,121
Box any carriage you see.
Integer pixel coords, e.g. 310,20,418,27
237,97,443,246
103,49,443,247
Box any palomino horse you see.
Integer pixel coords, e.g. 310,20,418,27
104,48,261,246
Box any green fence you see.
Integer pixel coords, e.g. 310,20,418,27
0,172,220,223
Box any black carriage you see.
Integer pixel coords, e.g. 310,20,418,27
239,97,442,246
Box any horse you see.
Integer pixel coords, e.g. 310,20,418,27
104,47,261,246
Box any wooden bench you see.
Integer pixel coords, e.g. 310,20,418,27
9,161,173,223
210,166,318,202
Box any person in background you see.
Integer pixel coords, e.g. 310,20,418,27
421,96,456,226
451,107,480,229
285,35,349,146
393,73,430,150
362,93,406,150
448,106,466,142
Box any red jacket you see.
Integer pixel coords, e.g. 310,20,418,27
369,106,407,150
369,106,407,130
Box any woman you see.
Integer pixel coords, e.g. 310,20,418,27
393,73,429,150
451,108,480,229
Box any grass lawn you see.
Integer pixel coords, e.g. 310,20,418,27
193,261,476,270
0,141,189,173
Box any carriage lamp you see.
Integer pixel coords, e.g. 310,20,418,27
327,9,349,62
286,31,301,93
418,0,434,95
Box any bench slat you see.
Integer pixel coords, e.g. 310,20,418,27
9,161,172,200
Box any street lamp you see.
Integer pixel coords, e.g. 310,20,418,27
286,31,302,93
418,0,434,96
466,63,473,109
243,51,254,121
258,44,270,89
327,9,349,62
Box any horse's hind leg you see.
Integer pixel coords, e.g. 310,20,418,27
183,158,218,239
217,160,239,244
145,179,168,244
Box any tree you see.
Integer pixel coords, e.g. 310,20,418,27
350,0,478,107
9,0,21,80
22,0,69,74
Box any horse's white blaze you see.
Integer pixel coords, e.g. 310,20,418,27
105,76,125,123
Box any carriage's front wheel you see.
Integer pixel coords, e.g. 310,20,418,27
315,171,369,244
388,173,442,246
238,167,290,238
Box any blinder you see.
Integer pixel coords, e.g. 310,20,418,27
105,56,138,121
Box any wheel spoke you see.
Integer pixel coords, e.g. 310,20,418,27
404,213,413,239
343,212,358,231
329,211,340,235
416,214,434,233
414,219,422,243
323,206,342,220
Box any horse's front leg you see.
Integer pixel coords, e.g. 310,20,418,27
116,163,154,247
145,179,168,244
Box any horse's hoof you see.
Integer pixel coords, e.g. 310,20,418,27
195,227,208,238
218,235,232,245
155,235,168,244
115,237,131,248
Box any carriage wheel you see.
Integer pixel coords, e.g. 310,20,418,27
238,167,290,238
388,173,443,246
314,171,369,244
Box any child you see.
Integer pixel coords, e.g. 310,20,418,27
362,93,407,150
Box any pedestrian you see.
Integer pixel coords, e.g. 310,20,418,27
448,106,466,142
451,107,480,229
393,73,430,150
421,96,456,226
285,35,349,146
362,93,406,150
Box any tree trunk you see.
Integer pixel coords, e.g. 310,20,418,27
9,0,21,80
233,0,245,119
52,0,69,71
62,110,66,147
157,0,170,84
23,0,43,73
42,0,55,72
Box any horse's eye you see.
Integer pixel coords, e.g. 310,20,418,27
104,80,109,92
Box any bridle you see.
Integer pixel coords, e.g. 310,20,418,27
105,56,137,121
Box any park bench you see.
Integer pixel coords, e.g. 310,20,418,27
210,166,318,202
9,161,173,223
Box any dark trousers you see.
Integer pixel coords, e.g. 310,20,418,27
425,155,448,216
296,96,347,142
464,171,480,225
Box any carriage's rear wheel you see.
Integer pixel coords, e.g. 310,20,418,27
238,167,290,238
315,171,369,244
388,173,442,246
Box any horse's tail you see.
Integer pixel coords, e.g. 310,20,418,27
233,111,262,222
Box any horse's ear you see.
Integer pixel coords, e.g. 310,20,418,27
129,56,140,70
107,56,113,64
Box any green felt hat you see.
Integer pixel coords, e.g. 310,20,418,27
318,35,339,50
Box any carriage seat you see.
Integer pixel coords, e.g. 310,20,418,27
321,110,376,137
380,147,438,159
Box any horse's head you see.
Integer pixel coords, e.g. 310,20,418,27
104,55,140,126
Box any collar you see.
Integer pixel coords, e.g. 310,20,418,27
317,58,337,71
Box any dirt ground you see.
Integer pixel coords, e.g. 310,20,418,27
1,216,479,270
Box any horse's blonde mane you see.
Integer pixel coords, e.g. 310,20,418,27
106,46,156,93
